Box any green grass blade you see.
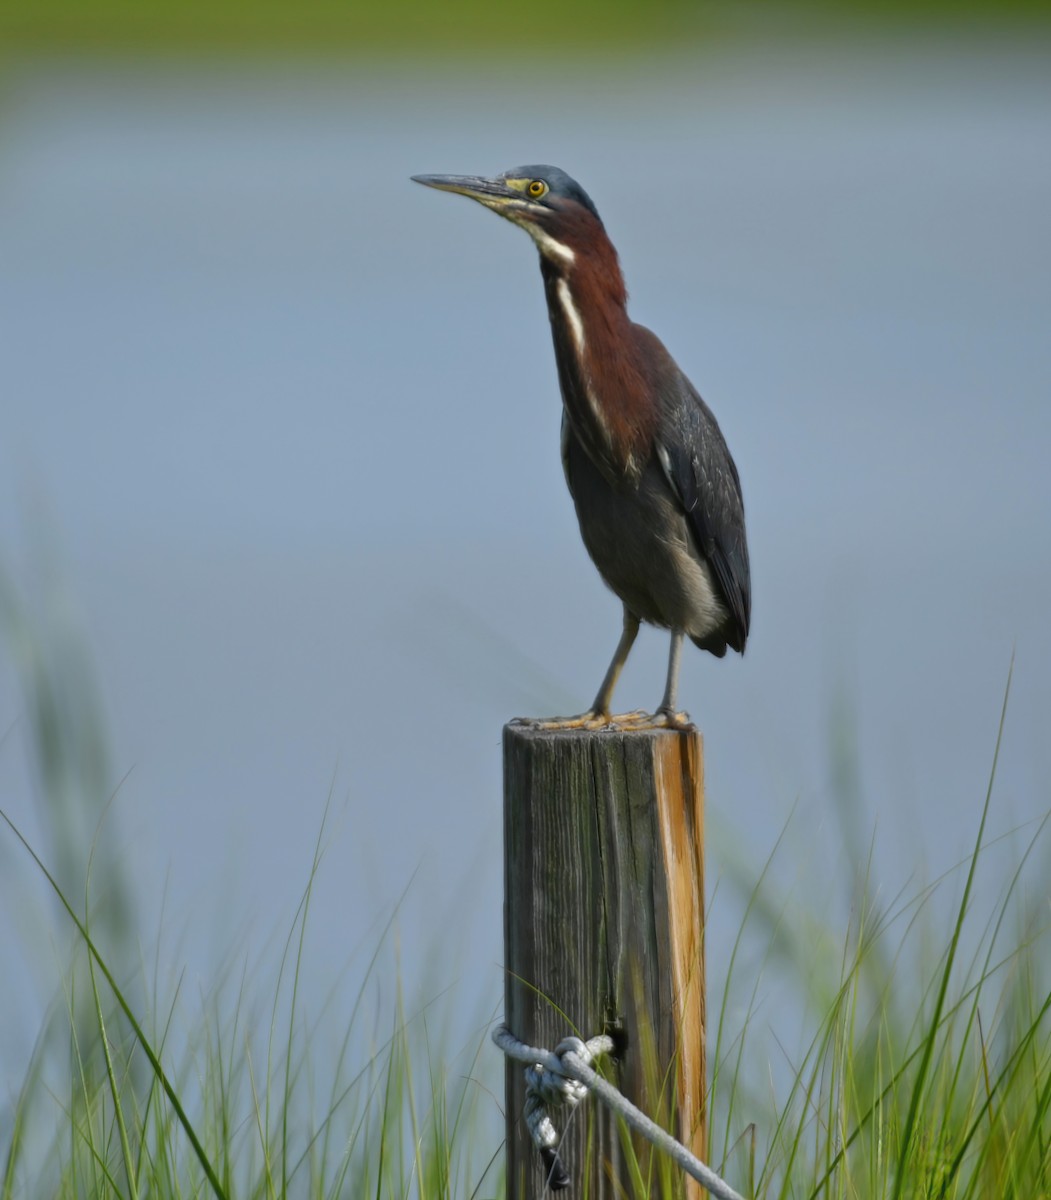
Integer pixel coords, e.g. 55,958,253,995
891,656,1012,1200
0,806,229,1200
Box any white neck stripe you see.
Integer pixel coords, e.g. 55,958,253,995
557,278,586,354
529,227,576,266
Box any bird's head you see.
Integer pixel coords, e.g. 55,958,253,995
411,165,604,268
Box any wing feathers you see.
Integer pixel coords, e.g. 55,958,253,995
653,367,751,652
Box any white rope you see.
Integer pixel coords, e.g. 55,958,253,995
493,1023,747,1200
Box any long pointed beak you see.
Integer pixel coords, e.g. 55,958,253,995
411,174,520,204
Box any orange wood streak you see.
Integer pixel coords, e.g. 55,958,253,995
654,731,708,1198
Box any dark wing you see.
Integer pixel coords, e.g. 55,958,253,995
647,337,751,651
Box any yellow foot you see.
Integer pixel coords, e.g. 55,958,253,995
616,708,695,731
605,710,651,727
512,709,678,732
512,710,615,731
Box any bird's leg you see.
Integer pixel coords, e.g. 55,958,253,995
660,628,684,714
590,607,642,722
651,629,692,727
620,629,693,729
521,608,642,730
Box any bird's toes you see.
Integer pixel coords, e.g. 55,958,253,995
606,710,651,728
651,707,695,731
514,711,612,732
615,708,695,731
510,709,695,732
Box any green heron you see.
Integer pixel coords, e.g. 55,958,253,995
413,166,750,728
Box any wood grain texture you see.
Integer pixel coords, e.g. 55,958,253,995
503,723,706,1199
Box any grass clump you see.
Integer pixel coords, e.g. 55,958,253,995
709,669,1051,1199
5,703,1046,1198
0,805,501,1200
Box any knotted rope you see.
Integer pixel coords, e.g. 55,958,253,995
493,1023,747,1200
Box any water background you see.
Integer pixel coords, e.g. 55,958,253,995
1,35,1049,1118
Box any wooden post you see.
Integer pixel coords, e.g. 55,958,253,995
503,723,706,1199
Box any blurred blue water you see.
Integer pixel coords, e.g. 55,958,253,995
1,40,1050,1114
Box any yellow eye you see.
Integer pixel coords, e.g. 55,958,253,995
528,180,547,198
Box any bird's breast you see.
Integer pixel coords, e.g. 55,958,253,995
561,428,729,643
